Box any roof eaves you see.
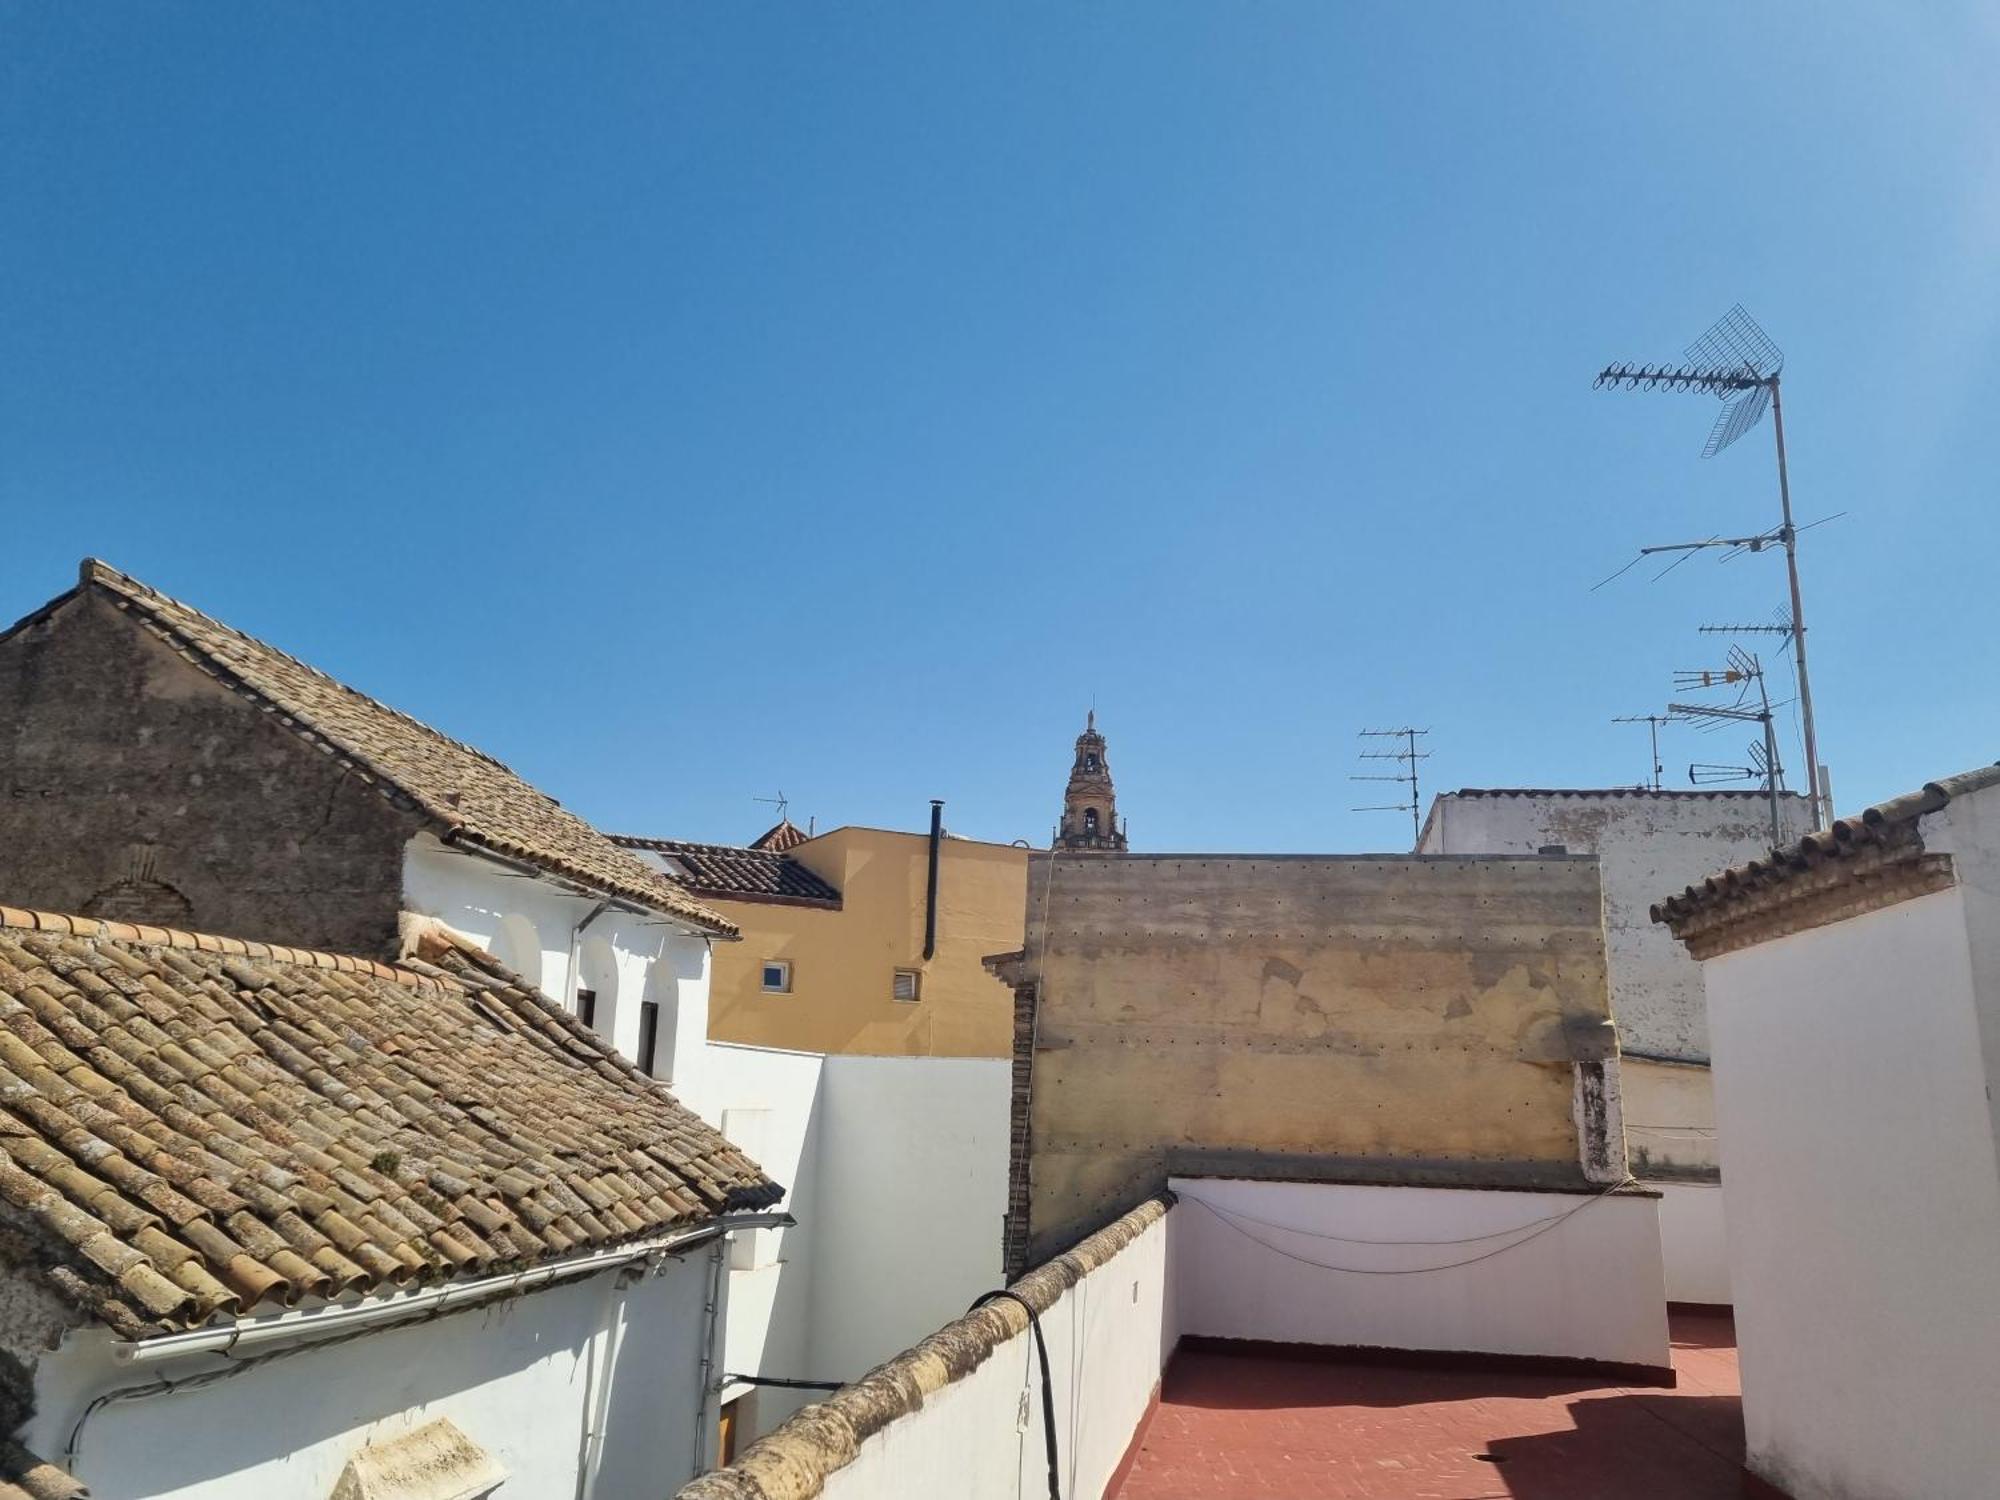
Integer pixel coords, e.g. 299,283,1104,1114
1652,762,2000,951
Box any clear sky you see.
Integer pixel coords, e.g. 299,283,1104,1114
3,5,1995,851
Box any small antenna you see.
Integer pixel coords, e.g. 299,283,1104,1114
1667,649,1788,849
1352,728,1431,849
752,790,790,824
1612,712,1682,791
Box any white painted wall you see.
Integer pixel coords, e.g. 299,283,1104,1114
1705,884,2000,1500
30,1245,719,1500
817,1208,1175,1500
680,1044,1011,1443
1169,1177,1670,1371
1420,791,1809,1062
1654,1182,1730,1305
807,1056,1010,1386
402,835,712,1083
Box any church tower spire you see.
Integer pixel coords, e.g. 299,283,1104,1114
1055,710,1127,853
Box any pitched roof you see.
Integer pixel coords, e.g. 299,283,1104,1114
0,906,778,1341
750,819,810,853
612,838,841,909
32,561,734,938
1652,763,2000,952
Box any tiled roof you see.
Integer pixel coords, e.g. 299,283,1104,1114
49,561,734,938
612,838,841,909
1652,763,2000,933
0,906,779,1340
750,819,810,853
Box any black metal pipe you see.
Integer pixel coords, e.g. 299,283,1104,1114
923,799,944,960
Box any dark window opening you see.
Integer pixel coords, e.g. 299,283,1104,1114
1083,808,1100,834
576,988,597,1029
637,1000,660,1075
1084,753,1100,772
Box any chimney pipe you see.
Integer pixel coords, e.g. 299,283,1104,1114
923,800,944,960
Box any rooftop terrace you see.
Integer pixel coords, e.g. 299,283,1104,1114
1111,1309,1744,1500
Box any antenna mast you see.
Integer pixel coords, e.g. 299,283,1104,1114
1594,305,1829,830
1611,712,1681,791
1352,728,1431,848
1667,647,1788,849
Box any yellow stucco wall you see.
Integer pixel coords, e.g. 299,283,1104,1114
1020,853,1618,1263
705,827,1028,1057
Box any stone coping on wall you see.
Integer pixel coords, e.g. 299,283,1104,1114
675,1193,1174,1500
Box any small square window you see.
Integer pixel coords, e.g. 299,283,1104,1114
761,961,792,994
891,968,921,1003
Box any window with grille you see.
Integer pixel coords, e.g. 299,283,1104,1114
892,968,921,1002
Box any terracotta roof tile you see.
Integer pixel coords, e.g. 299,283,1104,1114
66,561,735,938
1652,762,2000,931
0,906,779,1340
749,819,810,853
612,837,841,908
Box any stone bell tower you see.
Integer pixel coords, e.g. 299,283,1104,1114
1055,711,1127,853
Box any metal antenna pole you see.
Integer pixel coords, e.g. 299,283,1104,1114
1612,713,1680,791
1769,380,1825,827
1593,306,1833,830
1353,728,1431,849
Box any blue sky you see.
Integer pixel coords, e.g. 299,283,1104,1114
3,5,1996,851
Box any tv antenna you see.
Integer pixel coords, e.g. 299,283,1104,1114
1611,712,1683,791
1666,647,1789,849
1594,305,1831,831
752,790,790,822
1352,728,1430,848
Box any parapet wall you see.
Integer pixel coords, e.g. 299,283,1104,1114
1009,854,1618,1266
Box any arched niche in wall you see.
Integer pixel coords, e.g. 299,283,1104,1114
488,914,545,995
579,934,619,1039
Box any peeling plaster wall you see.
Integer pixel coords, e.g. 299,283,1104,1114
1418,792,1810,1063
1018,855,1615,1267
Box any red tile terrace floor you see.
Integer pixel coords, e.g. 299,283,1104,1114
1111,1311,1745,1500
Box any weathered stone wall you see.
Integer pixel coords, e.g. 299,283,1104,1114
1013,853,1616,1267
0,592,417,955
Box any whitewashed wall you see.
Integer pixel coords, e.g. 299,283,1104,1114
30,1245,719,1500
817,1208,1175,1500
1169,1177,1670,1371
1654,1182,1730,1306
402,835,712,1083
1706,884,2000,1500
682,1044,1010,1441
807,1056,1010,1386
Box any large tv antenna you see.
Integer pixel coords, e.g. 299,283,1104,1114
1611,712,1682,791
1594,305,1831,830
752,790,791,822
1666,646,1789,849
1352,728,1430,848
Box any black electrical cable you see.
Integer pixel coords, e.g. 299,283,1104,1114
721,1373,846,1392
970,1289,1060,1500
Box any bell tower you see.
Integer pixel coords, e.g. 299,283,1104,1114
1055,711,1127,853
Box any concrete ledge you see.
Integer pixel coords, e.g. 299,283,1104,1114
676,1194,1173,1500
